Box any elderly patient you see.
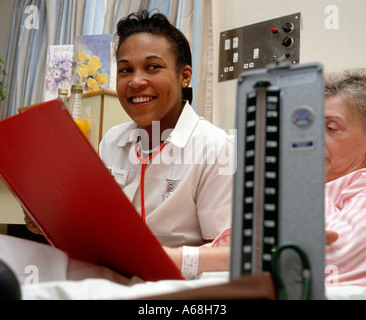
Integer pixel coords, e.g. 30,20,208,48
167,69,366,286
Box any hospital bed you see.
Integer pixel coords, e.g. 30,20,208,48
0,234,365,300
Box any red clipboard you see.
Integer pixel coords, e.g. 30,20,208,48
0,100,183,281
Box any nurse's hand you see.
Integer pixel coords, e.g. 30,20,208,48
163,246,182,269
23,210,42,235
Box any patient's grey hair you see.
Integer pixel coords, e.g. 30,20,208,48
324,69,366,130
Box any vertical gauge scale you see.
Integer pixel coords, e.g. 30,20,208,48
241,83,281,274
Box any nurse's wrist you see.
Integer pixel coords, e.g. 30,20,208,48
163,246,182,270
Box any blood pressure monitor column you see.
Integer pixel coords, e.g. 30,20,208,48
241,83,281,275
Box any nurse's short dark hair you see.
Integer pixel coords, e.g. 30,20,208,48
114,10,192,72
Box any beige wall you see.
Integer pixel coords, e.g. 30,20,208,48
0,1,17,228
0,0,14,59
212,0,366,130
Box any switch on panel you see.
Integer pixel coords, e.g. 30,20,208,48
282,22,294,33
282,36,294,48
218,13,301,82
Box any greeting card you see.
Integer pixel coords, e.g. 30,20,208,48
44,45,73,101
72,34,116,93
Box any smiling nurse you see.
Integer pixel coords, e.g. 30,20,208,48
24,10,234,280
98,10,234,258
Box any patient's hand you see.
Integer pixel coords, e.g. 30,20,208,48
326,230,338,245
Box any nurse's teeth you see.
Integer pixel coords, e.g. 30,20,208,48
132,97,154,103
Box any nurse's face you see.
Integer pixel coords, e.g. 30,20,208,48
116,32,192,137
325,95,366,182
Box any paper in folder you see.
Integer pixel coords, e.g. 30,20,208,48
0,99,183,281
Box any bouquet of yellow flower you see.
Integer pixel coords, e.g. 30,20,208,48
75,52,109,92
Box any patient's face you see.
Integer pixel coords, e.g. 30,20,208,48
324,95,366,182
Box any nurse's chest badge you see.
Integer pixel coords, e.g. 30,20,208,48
163,179,178,201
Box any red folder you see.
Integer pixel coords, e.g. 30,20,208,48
0,100,183,281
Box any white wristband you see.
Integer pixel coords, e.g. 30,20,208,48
181,246,199,279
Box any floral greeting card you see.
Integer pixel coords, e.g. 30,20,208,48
72,34,116,93
44,45,73,101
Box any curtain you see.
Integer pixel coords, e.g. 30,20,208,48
191,0,213,121
0,0,213,121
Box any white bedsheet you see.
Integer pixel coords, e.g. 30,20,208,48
1,234,365,300
21,272,229,300
326,286,366,300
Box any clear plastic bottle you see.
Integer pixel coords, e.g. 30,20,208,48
57,88,68,105
67,84,89,139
